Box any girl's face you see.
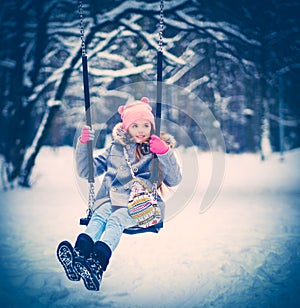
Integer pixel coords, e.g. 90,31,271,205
128,119,152,143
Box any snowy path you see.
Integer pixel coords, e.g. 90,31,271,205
0,147,299,307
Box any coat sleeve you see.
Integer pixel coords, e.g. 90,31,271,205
75,140,110,178
157,149,182,187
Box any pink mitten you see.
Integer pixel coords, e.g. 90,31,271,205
150,135,169,154
79,126,94,144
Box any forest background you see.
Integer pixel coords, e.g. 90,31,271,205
0,0,299,188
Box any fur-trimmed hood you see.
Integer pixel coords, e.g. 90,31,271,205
112,122,176,149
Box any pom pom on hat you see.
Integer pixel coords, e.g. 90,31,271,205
118,97,155,130
140,97,150,104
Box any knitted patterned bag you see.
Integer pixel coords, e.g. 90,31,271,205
123,147,161,228
128,178,161,228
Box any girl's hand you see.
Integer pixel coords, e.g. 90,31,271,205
149,135,169,154
79,126,95,144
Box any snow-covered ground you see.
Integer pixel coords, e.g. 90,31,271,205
0,146,299,307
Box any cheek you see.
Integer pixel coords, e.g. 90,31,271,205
146,128,151,136
128,128,135,136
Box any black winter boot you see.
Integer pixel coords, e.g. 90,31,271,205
74,233,94,258
57,240,80,281
74,241,112,291
88,241,112,277
57,234,94,283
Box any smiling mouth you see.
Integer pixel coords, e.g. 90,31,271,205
135,135,147,143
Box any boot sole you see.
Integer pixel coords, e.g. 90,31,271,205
74,258,100,291
57,241,80,281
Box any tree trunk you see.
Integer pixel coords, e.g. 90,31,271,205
6,0,27,183
258,33,272,160
18,101,61,187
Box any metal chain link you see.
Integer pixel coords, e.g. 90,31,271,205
88,182,95,214
151,182,158,204
158,0,164,52
79,0,86,56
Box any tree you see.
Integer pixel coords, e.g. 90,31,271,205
0,0,53,187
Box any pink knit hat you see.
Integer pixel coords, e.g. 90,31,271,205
118,97,155,130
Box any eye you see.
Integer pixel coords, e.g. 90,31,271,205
144,123,150,128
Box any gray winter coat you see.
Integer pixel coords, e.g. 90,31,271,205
76,123,182,220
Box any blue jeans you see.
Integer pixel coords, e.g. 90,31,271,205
85,202,136,251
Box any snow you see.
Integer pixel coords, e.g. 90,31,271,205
119,17,185,66
89,63,153,78
0,146,300,307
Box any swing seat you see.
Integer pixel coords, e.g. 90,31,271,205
80,217,91,226
80,216,163,234
123,222,163,235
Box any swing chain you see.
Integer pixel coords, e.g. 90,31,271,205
158,0,164,52
79,0,86,56
152,181,158,203
88,182,95,214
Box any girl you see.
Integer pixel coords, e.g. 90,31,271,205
57,97,182,291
